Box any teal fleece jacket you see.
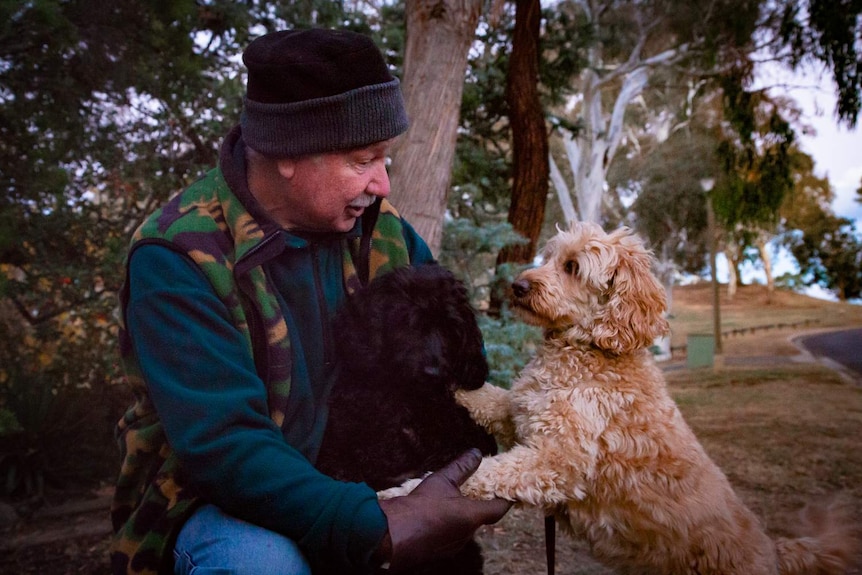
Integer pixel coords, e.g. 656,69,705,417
124,131,434,572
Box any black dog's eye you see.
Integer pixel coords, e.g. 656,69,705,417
564,259,579,276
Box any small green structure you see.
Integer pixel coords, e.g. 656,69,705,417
686,334,715,368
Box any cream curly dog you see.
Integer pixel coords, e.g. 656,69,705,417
449,223,858,575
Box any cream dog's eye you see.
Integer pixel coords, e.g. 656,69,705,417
564,260,579,276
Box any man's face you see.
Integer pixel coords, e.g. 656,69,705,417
265,139,393,233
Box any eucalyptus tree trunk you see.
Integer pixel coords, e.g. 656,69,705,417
724,246,739,299
567,66,650,223
498,0,548,265
388,0,483,255
755,234,775,303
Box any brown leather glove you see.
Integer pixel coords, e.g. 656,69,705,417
376,449,511,572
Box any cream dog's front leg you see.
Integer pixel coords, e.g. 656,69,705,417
455,383,518,448
459,441,590,508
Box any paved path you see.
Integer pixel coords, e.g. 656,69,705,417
795,327,862,379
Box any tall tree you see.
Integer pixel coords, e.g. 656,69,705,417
388,0,484,254
0,0,258,490
709,81,797,298
0,0,393,377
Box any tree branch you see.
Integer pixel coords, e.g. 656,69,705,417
548,152,578,224
606,67,649,165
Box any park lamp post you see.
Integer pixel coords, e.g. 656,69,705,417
700,177,723,362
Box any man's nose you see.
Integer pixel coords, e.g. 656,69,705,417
367,161,390,197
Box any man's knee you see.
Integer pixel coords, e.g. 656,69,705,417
174,504,312,575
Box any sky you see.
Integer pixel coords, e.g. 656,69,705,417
797,115,862,224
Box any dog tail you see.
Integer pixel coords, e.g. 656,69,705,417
775,500,860,575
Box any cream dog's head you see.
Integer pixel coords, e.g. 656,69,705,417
511,222,669,354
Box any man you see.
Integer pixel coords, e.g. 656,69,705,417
110,28,510,575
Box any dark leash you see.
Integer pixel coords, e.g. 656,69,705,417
545,514,555,575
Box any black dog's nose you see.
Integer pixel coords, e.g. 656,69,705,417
512,279,530,298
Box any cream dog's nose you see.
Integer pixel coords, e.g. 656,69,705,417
512,279,530,298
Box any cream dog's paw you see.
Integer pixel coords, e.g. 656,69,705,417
376,475,426,500
454,388,476,409
455,382,505,410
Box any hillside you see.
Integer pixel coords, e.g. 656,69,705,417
669,282,862,357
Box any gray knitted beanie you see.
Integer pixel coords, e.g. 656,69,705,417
241,28,409,157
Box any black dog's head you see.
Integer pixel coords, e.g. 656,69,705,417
334,264,488,394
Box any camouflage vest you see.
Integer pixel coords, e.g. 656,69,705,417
109,168,411,575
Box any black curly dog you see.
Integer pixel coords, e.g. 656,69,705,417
317,263,497,575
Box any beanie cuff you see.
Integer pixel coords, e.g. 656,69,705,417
242,78,408,157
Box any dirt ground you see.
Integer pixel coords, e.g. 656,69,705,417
2,284,861,574
0,489,113,575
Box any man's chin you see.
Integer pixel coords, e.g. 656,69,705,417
333,213,360,232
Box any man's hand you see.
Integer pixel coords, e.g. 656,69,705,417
376,449,512,572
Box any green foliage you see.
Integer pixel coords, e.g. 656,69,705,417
772,148,862,298
0,4,251,434
0,315,128,498
774,270,809,291
439,218,529,305
452,16,513,217
1,447,46,499
539,2,590,106
478,311,542,388
0,407,21,436
0,368,54,498
714,89,796,229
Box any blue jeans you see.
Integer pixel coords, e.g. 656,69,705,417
173,504,312,575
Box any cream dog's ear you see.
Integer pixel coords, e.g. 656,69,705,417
592,229,668,354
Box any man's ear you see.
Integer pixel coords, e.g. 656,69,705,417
276,158,296,180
